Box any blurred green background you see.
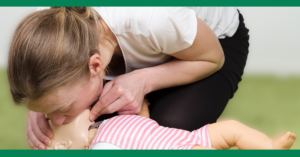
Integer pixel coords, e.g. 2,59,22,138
0,68,300,149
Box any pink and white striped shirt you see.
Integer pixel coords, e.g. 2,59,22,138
89,115,212,149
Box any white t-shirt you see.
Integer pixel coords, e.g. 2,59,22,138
93,7,239,80
37,7,239,80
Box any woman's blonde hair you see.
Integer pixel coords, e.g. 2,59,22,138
8,7,102,104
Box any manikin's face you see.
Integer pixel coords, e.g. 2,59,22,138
27,76,103,126
47,109,94,149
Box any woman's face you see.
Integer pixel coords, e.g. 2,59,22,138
28,77,103,126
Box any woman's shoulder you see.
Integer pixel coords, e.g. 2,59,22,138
92,7,196,36
148,7,198,54
92,7,155,36
93,7,198,55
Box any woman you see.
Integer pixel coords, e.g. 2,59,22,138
8,7,249,149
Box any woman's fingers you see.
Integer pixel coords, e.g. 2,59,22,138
118,109,139,115
117,100,142,116
36,113,53,139
27,124,46,149
99,96,132,115
27,120,36,149
27,137,38,150
27,111,51,149
27,117,45,149
100,81,113,99
90,81,122,121
91,72,147,120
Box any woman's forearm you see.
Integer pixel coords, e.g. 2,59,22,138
138,58,224,94
136,17,225,94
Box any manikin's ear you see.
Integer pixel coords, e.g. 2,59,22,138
54,140,72,150
88,54,104,78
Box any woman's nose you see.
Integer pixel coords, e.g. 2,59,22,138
47,113,67,126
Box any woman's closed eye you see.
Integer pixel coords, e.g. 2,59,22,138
60,105,72,113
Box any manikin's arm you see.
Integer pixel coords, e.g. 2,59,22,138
137,99,150,118
203,120,296,149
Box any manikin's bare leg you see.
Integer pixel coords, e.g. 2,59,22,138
207,120,296,149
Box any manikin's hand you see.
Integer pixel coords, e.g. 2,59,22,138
90,70,148,121
27,111,53,149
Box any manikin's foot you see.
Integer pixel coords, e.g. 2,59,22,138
272,132,297,149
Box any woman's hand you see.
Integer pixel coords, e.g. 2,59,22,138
27,111,53,149
90,70,148,121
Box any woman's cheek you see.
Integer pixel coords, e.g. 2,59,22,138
78,90,97,109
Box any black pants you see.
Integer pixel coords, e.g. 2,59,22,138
95,11,250,132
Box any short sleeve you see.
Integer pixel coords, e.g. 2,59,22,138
148,7,198,54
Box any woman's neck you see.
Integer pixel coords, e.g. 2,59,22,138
97,19,122,69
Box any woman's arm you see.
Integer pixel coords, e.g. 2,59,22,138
141,17,224,94
90,17,224,120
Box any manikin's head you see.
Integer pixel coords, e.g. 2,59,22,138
47,109,94,149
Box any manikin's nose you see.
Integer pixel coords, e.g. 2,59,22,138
48,114,67,126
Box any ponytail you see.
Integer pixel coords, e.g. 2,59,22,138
50,7,100,23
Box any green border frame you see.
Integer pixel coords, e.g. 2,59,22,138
0,0,300,6
2,150,300,157
0,150,300,157
1,0,300,156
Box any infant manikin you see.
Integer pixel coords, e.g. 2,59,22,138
47,100,297,150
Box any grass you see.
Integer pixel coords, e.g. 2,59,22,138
219,75,300,149
0,69,29,149
0,68,300,149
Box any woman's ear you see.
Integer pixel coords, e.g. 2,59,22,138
89,54,104,77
